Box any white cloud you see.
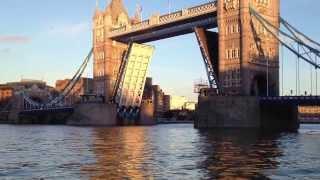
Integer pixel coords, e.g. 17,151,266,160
0,35,30,44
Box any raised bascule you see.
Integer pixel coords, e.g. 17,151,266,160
4,0,320,130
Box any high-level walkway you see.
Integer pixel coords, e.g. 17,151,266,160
109,2,217,43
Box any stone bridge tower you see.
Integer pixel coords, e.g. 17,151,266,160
217,0,280,96
93,0,136,101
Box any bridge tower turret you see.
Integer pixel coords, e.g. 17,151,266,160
217,0,280,96
93,0,130,101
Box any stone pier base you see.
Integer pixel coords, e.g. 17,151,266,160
17,112,71,124
138,100,156,125
67,103,117,126
195,96,299,132
119,101,156,126
260,102,299,131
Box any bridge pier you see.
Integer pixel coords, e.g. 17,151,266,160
260,101,299,131
18,111,72,124
67,103,117,126
7,94,23,124
195,90,299,132
138,99,156,125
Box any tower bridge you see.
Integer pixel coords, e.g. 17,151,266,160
90,0,320,130
4,0,320,130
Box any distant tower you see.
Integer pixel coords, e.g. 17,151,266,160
93,0,130,101
217,0,280,96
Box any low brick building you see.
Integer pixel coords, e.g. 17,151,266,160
55,78,94,103
142,77,172,119
163,95,171,112
299,106,320,123
56,78,93,95
0,86,13,103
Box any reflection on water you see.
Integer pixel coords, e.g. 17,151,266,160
0,124,320,179
200,130,282,179
83,128,152,179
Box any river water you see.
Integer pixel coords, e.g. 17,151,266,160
0,124,319,179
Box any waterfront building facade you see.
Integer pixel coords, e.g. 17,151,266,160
6,79,47,92
56,78,94,96
56,78,94,103
0,86,13,104
184,102,197,111
299,106,320,123
170,96,188,110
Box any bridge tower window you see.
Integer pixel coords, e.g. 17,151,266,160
226,24,240,35
255,0,269,6
226,48,240,60
226,49,229,59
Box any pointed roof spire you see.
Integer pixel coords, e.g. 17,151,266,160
96,0,99,9
94,0,103,18
105,0,129,22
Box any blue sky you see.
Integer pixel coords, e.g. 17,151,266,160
0,0,320,101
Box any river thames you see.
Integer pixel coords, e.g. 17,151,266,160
0,124,319,179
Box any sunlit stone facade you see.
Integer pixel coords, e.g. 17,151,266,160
218,0,279,96
56,78,94,95
93,0,141,100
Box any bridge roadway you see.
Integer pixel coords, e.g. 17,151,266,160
19,96,320,116
108,1,217,43
260,96,320,106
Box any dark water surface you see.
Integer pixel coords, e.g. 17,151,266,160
0,124,319,179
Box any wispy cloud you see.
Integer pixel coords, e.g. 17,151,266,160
0,35,31,44
48,22,90,37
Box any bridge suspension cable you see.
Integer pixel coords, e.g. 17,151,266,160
281,44,284,95
22,48,94,110
316,55,318,95
250,7,320,96
250,7,320,69
311,61,313,95
60,49,93,95
280,17,320,54
49,48,93,106
297,44,300,95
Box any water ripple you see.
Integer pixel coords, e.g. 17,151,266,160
0,124,319,179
